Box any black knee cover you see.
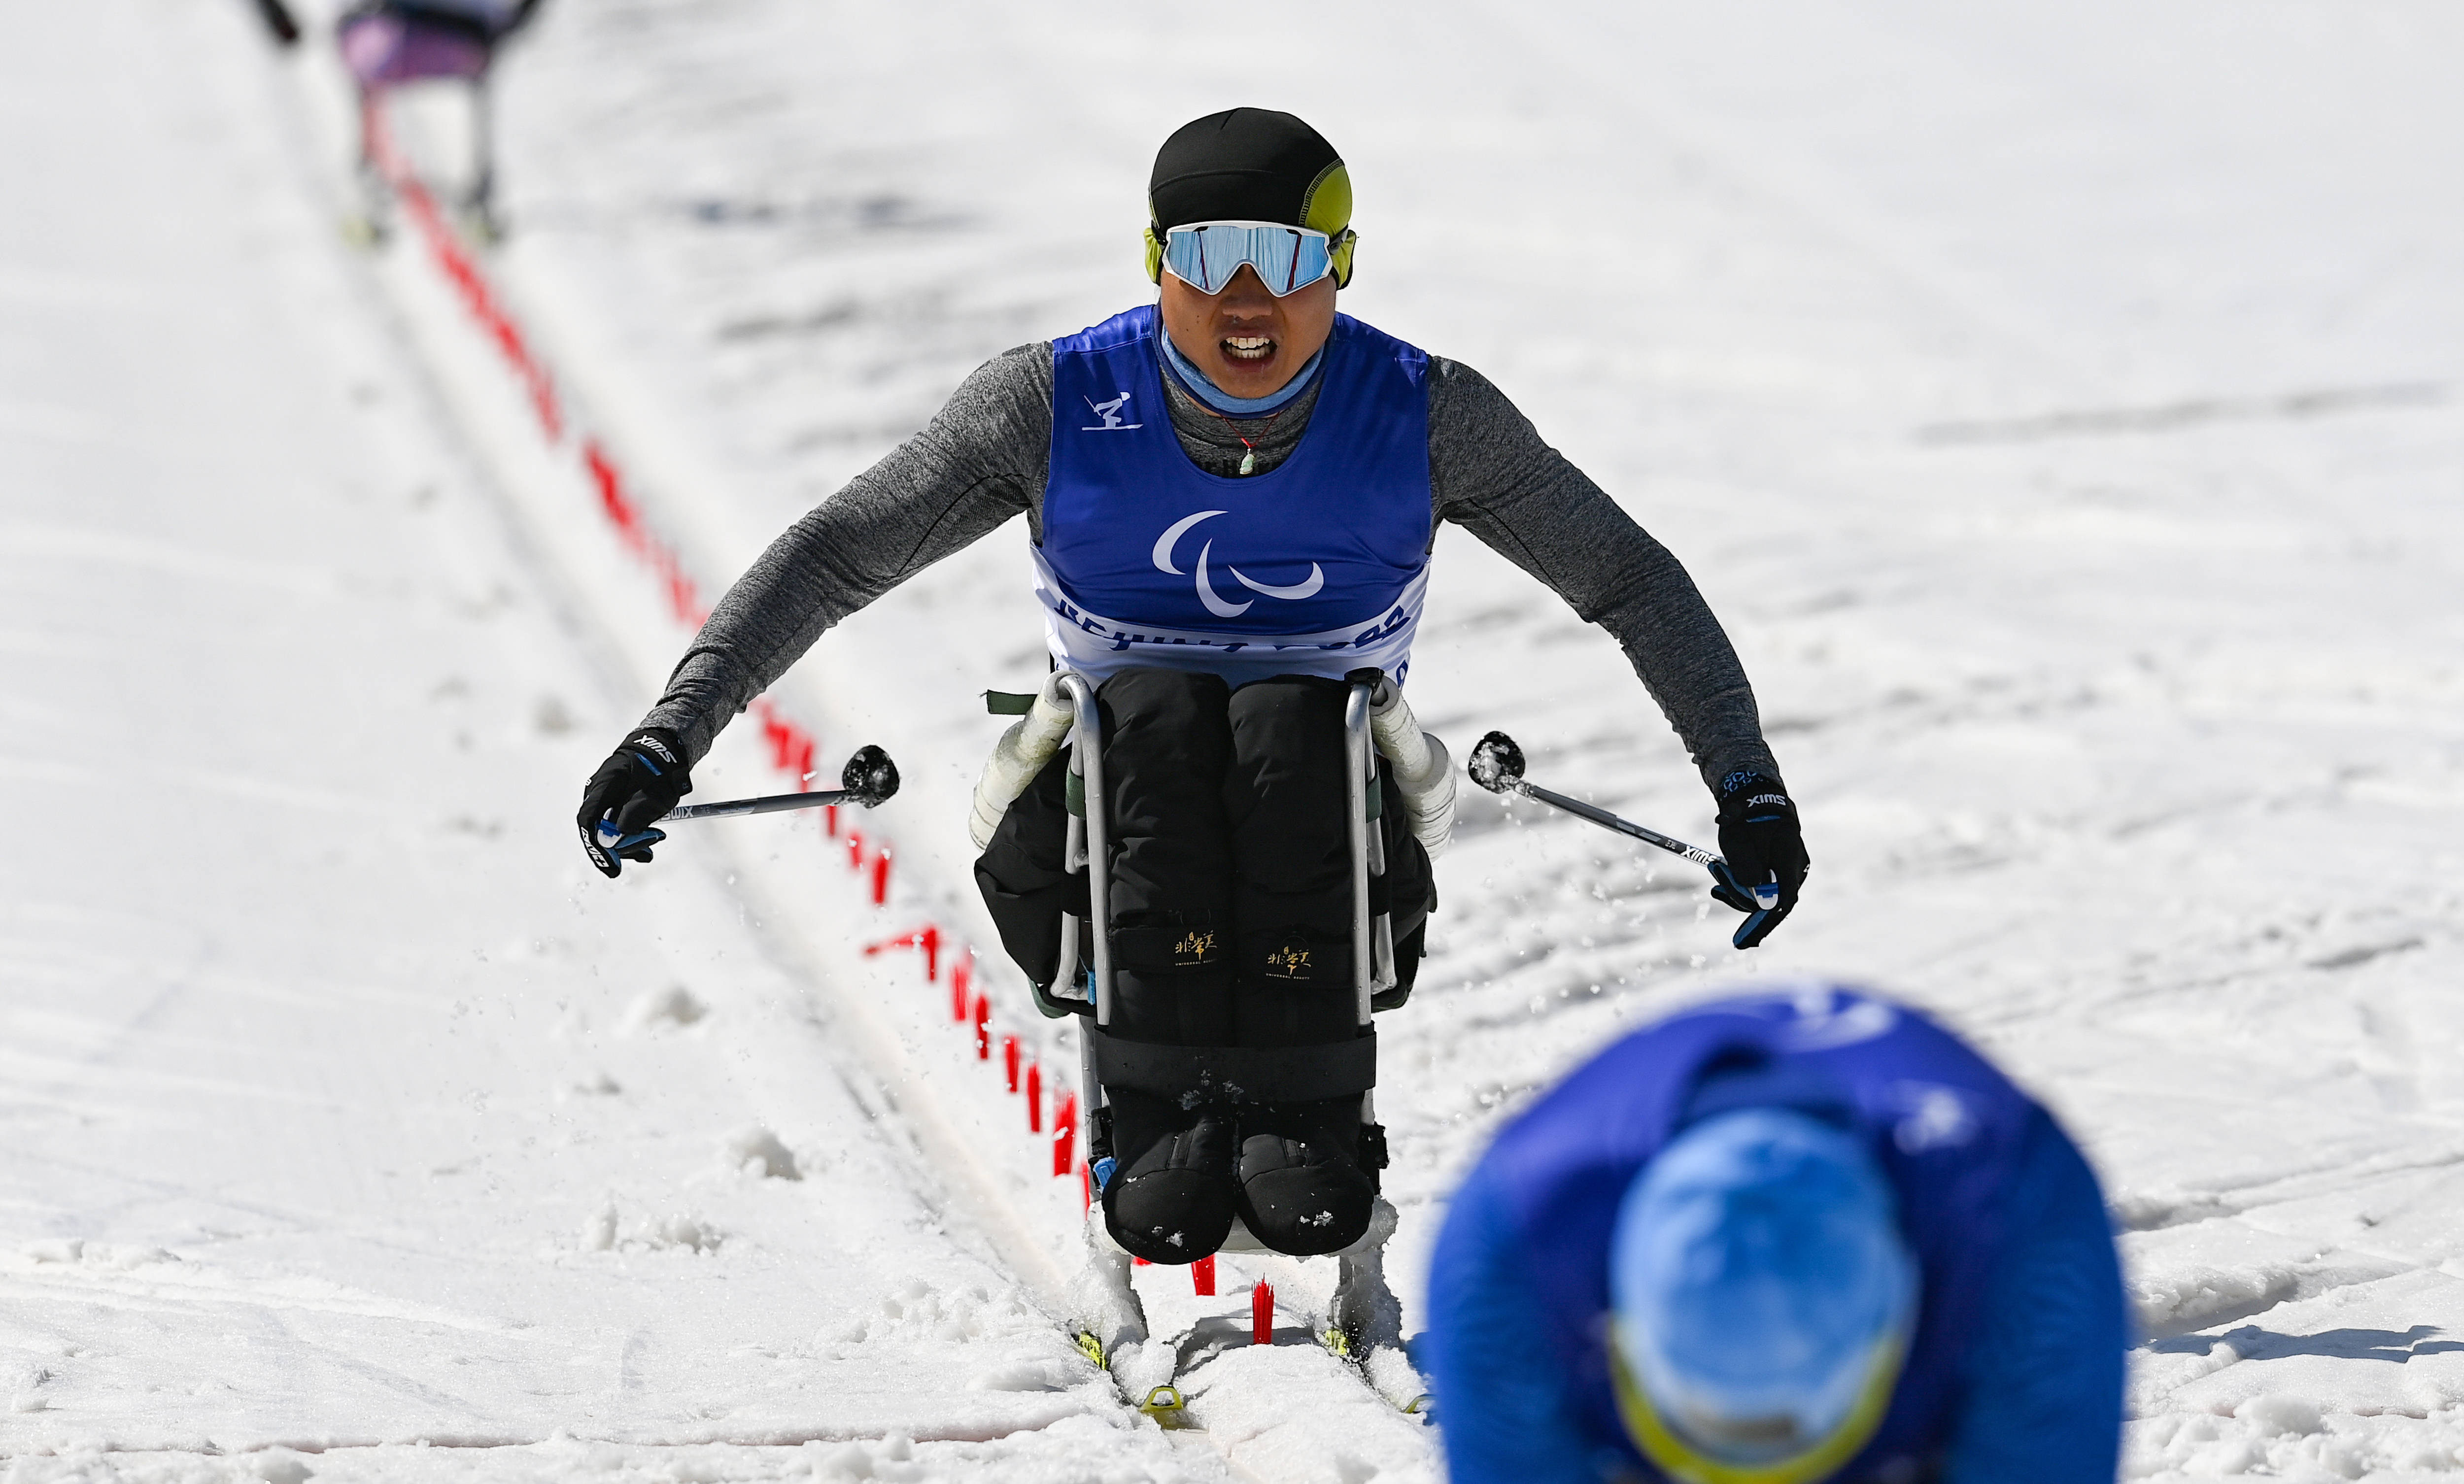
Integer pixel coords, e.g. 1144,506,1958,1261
1102,1096,1237,1264
1233,1101,1375,1256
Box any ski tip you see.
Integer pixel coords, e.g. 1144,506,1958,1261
1467,731,1525,795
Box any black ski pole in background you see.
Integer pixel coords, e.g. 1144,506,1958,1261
250,0,303,46
1467,732,1782,950
594,745,898,855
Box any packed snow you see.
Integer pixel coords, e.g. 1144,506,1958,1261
4,0,2461,1480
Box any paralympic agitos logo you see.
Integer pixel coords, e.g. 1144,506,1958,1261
1151,510,1325,618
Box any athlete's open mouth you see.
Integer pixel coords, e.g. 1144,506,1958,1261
1221,335,1275,363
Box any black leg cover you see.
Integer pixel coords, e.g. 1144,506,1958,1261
1101,1089,1238,1265
973,750,1082,991
1101,669,1240,1046
1234,1099,1376,1256
1224,676,1363,1046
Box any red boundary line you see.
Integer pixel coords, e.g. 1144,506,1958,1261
365,111,1146,1237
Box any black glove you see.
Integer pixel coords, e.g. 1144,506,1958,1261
577,727,691,878
1711,770,1808,949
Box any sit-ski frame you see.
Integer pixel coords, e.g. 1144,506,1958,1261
1044,669,1395,1234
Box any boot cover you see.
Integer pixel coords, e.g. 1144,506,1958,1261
1235,1130,1376,1256
1103,1107,1238,1263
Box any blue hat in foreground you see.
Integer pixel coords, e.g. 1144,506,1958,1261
1608,1107,1918,1483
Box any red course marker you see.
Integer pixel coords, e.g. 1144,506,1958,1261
376,112,976,1138
372,111,559,438
1025,1062,1042,1132
1193,1254,1216,1297
861,926,944,986
1052,1095,1078,1177
583,440,636,540
1252,1281,1274,1345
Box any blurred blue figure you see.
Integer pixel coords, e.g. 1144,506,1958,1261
1424,984,2124,1484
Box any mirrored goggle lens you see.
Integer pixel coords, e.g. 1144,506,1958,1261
1161,223,1334,296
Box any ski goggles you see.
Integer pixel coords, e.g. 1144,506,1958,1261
1148,220,1355,296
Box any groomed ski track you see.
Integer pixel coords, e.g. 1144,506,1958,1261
6,0,2464,1481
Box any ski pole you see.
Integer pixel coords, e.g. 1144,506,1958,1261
663,743,900,820
595,745,898,856
1465,732,1781,951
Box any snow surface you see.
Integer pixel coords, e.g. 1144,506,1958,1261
5,0,2463,1479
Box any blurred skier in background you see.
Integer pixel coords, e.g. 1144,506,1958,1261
1425,984,2124,1484
340,0,544,240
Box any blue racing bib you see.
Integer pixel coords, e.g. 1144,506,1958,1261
1037,305,1433,685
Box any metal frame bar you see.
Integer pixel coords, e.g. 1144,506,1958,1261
1053,672,1112,1178
1344,682,1375,1027
1056,672,1113,1024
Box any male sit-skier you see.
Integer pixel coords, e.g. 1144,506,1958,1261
576,109,1807,1366
1426,985,2125,1484
340,0,545,240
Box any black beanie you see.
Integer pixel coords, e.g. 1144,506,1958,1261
1148,108,1351,235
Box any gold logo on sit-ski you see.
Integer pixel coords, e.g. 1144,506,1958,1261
1174,930,1219,965
1265,946,1312,979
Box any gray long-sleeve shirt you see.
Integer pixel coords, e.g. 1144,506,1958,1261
642,337,1782,794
